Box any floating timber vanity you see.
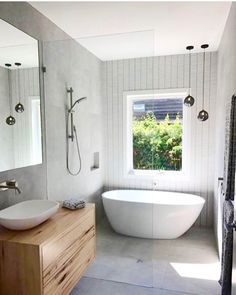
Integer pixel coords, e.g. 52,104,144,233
0,203,96,295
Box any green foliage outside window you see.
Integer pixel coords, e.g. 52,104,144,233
133,113,182,171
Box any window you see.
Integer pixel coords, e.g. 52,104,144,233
124,89,187,176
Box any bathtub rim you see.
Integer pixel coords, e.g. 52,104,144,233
102,189,205,206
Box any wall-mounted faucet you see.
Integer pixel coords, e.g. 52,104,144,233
0,180,21,194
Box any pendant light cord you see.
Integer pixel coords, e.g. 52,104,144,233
17,66,21,103
15,63,22,103
189,50,191,95
8,68,12,114
186,45,194,97
202,49,206,109
209,53,211,103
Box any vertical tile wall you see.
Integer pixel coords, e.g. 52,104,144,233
11,68,40,168
103,52,217,226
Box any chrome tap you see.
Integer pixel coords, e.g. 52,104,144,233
0,180,21,194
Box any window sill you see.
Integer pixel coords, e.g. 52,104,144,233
125,169,187,180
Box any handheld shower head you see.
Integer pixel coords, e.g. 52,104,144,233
76,96,87,104
68,96,87,113
67,87,87,145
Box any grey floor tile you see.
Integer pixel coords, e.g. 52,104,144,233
70,277,192,295
85,252,154,287
72,218,221,295
152,260,221,295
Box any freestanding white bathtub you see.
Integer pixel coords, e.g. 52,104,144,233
102,190,205,239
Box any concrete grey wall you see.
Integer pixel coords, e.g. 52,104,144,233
43,38,104,219
214,3,236,252
0,2,104,220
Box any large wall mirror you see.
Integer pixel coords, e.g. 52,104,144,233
0,19,42,172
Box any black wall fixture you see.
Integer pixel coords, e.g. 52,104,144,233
5,63,16,126
184,45,195,107
14,62,24,113
198,44,209,122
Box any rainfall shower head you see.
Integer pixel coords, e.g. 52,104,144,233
68,96,87,113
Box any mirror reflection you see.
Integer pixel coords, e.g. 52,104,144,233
0,19,42,172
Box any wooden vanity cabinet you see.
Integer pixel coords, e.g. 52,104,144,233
0,204,96,295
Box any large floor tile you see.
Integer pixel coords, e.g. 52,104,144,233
70,277,193,295
152,259,221,295
74,218,221,295
86,253,154,287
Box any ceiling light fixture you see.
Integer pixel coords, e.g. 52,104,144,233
14,62,25,113
198,44,209,122
5,63,16,126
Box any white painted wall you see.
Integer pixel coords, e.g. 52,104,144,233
103,53,217,227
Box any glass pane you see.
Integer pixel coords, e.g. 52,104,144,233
43,30,156,291
132,94,183,171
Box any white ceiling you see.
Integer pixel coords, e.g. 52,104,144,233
0,19,38,68
31,2,231,61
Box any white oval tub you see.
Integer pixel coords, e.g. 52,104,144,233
102,190,205,239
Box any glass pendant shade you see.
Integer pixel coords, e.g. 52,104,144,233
197,109,209,121
184,94,195,107
6,115,16,125
15,102,24,113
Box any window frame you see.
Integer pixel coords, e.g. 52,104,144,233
123,88,189,179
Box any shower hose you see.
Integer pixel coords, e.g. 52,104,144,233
66,112,82,176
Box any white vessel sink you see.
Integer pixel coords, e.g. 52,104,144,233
0,200,59,230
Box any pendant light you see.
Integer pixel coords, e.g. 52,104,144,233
198,44,209,122
5,63,16,126
184,45,195,107
14,62,24,113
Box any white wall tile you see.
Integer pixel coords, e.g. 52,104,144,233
103,52,217,227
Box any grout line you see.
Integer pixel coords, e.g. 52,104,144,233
82,276,198,295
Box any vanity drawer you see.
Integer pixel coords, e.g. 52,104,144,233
42,208,95,286
0,204,96,295
43,236,95,295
